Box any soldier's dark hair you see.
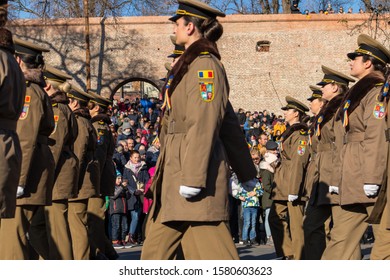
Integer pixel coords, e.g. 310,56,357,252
15,52,45,69
69,97,88,108
183,16,223,43
292,109,309,124
87,101,106,114
361,54,387,74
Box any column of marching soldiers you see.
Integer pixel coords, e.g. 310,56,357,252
0,24,119,259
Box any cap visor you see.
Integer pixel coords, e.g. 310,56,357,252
347,52,358,60
167,54,177,58
307,97,314,101
281,106,288,111
169,14,182,22
316,81,327,86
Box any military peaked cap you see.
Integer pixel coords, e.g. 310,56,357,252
281,96,309,113
317,65,355,86
88,91,112,108
347,34,390,65
169,0,225,22
168,35,185,58
43,65,72,83
13,37,49,56
307,85,323,101
67,85,93,103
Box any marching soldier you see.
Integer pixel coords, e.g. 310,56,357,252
0,38,55,260
87,91,117,260
269,96,310,260
67,86,100,260
0,25,26,218
30,65,79,260
303,66,357,259
142,0,257,260
321,34,390,259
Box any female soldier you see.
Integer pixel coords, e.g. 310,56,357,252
269,96,310,260
67,86,100,260
0,38,55,260
141,0,256,260
321,34,390,259
304,85,326,204
303,66,356,260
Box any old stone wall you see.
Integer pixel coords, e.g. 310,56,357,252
7,13,386,114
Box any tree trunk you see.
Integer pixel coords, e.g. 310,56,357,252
272,0,279,14
282,0,292,14
259,0,271,14
84,0,91,91
361,0,372,12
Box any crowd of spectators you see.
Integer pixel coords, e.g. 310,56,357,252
105,96,288,249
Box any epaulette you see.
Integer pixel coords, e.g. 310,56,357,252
52,103,58,107
199,51,211,57
98,120,105,125
376,82,384,87
299,129,307,135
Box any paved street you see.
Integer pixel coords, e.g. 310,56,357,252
117,242,373,260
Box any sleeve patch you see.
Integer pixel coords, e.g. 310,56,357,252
19,104,29,120
198,70,214,79
373,102,385,119
297,145,306,156
51,115,60,135
199,81,214,102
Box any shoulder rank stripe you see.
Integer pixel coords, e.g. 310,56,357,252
198,70,214,79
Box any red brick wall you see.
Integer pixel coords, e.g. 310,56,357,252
8,13,385,114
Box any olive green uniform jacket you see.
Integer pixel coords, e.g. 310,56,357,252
338,72,387,205
49,92,79,201
70,108,100,200
304,125,319,202
151,49,255,223
0,48,26,218
272,123,310,201
16,69,55,206
91,114,115,197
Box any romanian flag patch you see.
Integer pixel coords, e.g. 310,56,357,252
198,70,214,79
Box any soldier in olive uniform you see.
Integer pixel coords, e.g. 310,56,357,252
67,86,100,260
269,96,310,260
304,67,356,260
29,66,79,260
141,0,257,260
87,92,117,260
0,38,55,260
321,34,390,259
0,25,26,219
303,85,325,203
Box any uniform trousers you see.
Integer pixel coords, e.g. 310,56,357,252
141,209,239,260
42,200,73,259
269,200,305,259
371,202,390,259
0,205,46,259
304,204,361,260
321,203,375,259
68,199,90,260
87,197,117,259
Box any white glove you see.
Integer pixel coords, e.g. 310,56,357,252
363,184,380,197
241,178,258,192
288,194,298,202
229,178,242,197
179,185,201,198
329,186,339,194
16,186,25,198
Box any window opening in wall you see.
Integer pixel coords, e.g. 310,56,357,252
256,40,271,52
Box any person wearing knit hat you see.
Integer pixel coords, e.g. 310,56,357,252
35,65,79,260
0,22,26,225
304,66,356,260
142,0,257,260
67,84,100,259
321,34,390,260
87,90,118,260
0,37,55,260
269,95,310,260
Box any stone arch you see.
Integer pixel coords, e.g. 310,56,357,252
110,77,162,100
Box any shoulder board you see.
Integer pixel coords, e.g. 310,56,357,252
299,129,307,135
375,82,384,87
98,120,105,125
26,81,31,87
52,103,58,107
199,51,211,57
